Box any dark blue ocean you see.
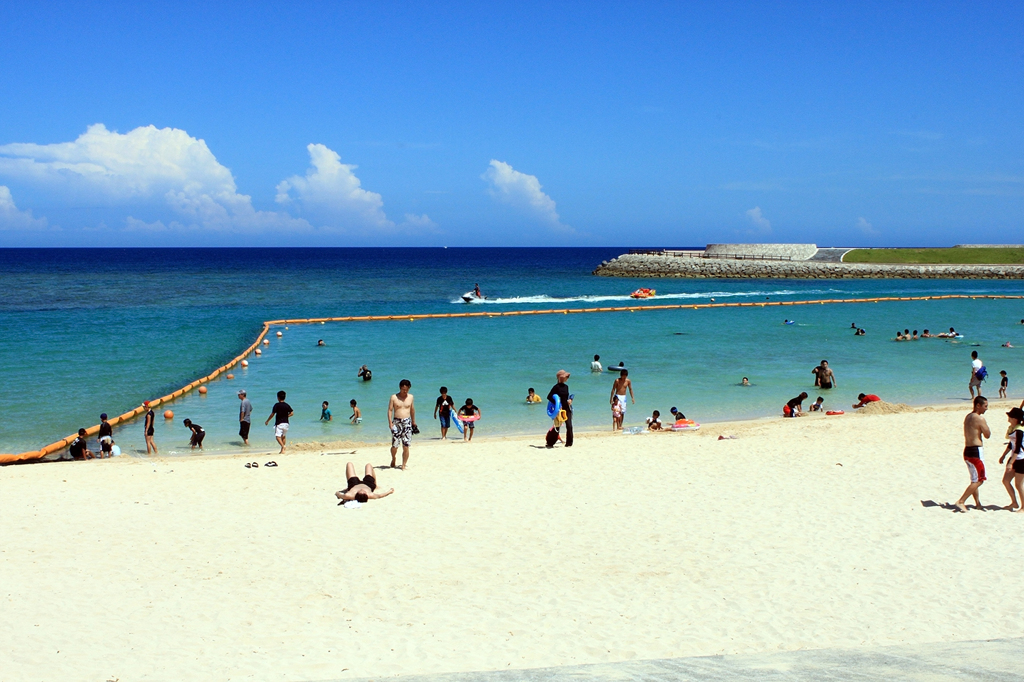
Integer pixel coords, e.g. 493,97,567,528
1,248,1022,455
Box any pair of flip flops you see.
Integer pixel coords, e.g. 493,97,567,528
245,461,278,468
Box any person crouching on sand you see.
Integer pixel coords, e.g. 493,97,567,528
783,393,807,417
647,410,663,430
335,462,394,504
956,396,991,512
998,407,1024,512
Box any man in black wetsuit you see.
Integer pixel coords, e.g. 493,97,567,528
547,370,573,447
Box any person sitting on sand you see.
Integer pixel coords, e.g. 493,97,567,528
997,407,1024,512
784,393,807,417
335,462,394,504
183,419,205,450
69,428,93,460
852,393,881,409
526,387,542,403
670,406,686,422
357,365,372,381
349,399,362,424
809,396,825,412
646,410,663,431
955,396,991,512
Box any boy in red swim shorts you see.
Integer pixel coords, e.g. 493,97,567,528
956,395,991,512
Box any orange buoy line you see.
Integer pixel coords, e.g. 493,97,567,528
2,294,1022,464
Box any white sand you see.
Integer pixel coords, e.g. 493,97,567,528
2,403,1024,681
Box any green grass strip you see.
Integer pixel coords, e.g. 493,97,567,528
843,248,1024,264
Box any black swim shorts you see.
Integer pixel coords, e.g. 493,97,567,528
239,421,251,439
347,475,377,492
1013,459,1024,475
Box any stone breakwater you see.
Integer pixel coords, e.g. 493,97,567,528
593,253,1024,279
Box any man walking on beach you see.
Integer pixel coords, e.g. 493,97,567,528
388,380,416,469
956,395,991,512
238,390,252,445
265,390,293,454
547,370,573,447
610,369,635,430
969,351,985,399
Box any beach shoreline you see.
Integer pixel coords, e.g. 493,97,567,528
4,400,1024,680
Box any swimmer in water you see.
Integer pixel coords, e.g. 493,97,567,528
526,387,542,403
895,331,904,341
921,329,933,338
591,354,603,372
320,401,332,421
741,377,750,386
317,339,325,346
1003,342,1014,348
855,327,866,336
349,399,362,424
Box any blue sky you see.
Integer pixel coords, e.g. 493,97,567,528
0,1,1021,246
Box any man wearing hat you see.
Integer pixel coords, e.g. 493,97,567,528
238,390,252,445
998,406,1024,511
546,370,573,447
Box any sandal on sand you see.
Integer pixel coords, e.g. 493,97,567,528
265,461,278,467
245,462,252,468
252,461,259,468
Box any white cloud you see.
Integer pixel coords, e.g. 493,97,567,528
275,143,434,233
0,186,48,230
745,206,772,234
483,160,570,231
856,216,879,235
0,125,306,234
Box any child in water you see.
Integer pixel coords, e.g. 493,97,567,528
1000,371,1008,399
526,387,542,403
320,401,332,421
349,399,362,424
809,396,825,412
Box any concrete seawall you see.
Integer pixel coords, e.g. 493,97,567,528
593,253,1024,279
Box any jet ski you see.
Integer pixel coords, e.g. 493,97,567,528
461,291,485,303
630,288,656,299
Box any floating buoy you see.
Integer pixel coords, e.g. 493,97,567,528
276,331,283,337
285,326,289,330
254,349,262,355
321,321,325,324
198,386,207,394
226,373,234,379
241,360,249,367
263,339,270,345
164,410,174,419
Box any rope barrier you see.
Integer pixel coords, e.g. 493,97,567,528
2,293,1022,464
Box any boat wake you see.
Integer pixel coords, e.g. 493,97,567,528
450,289,845,305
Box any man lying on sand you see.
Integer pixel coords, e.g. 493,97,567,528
956,395,991,512
335,463,394,503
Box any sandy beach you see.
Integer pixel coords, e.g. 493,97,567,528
3,401,1024,681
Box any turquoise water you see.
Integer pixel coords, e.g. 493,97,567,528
1,248,1023,456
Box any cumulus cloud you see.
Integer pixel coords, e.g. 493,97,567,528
745,206,772,234
0,124,310,234
0,186,48,230
275,143,434,233
0,124,437,239
856,216,879,235
483,160,570,231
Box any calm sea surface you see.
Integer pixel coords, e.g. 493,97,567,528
1,248,1022,456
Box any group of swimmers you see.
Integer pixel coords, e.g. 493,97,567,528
893,326,960,341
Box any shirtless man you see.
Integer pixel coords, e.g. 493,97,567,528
610,370,635,429
955,395,991,512
812,360,837,389
387,379,416,469
335,462,394,503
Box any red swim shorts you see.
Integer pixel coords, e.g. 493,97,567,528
964,456,986,483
